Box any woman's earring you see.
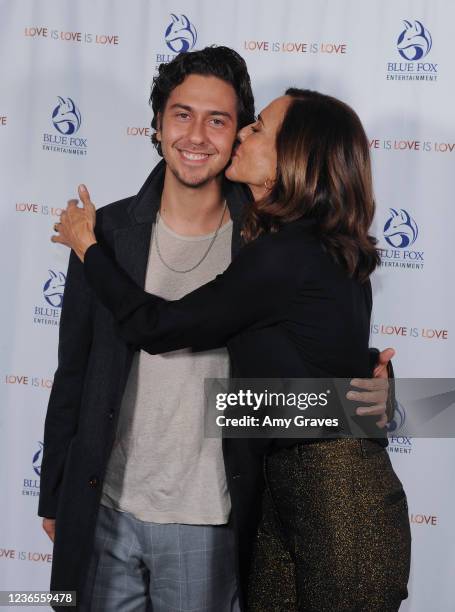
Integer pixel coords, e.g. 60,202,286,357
264,178,274,191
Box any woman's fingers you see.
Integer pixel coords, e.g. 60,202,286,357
78,184,95,211
50,186,96,262
78,183,90,201
350,378,388,392
347,381,388,422
51,228,70,246
376,413,388,429
78,184,96,226
347,390,385,404
373,348,395,377
356,404,387,416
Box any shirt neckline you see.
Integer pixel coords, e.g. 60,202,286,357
156,212,233,243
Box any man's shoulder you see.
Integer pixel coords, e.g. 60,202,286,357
95,161,165,235
97,196,134,217
95,196,135,234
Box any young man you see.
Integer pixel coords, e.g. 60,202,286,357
39,46,393,611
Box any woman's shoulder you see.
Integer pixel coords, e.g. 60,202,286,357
247,218,323,262
250,220,372,289
232,219,324,287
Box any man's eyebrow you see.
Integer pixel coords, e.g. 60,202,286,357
168,103,193,112
168,103,233,119
208,110,233,119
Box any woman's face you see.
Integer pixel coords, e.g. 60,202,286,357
226,95,291,201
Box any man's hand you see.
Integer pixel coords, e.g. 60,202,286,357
42,518,56,542
52,184,97,262
347,348,395,428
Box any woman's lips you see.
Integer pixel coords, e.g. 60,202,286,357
232,142,243,159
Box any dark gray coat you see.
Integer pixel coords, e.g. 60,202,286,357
38,161,252,609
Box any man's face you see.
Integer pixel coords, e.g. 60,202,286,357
156,74,238,188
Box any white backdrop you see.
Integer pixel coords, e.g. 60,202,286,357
0,0,454,610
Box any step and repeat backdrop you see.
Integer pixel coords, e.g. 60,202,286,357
0,0,454,610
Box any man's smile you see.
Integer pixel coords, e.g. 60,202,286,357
177,149,212,164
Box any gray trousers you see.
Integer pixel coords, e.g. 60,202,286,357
79,504,240,611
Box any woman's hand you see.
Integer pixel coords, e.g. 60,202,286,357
348,348,396,428
51,184,97,262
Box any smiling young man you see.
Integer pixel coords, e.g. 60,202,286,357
39,46,393,612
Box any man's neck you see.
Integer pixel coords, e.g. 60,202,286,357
160,170,230,236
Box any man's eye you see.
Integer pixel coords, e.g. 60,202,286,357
177,113,190,120
250,125,260,133
210,118,225,127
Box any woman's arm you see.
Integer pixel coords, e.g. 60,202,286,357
83,238,297,353
52,185,297,353
52,186,393,422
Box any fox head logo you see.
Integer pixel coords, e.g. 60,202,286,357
383,209,419,249
43,270,66,308
386,402,406,433
397,20,432,61
52,96,82,135
33,442,44,477
165,14,197,53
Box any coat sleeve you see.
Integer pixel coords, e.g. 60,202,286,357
38,250,93,519
84,240,298,354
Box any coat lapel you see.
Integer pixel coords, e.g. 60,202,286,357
113,224,153,287
113,160,165,287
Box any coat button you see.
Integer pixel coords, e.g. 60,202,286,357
108,410,114,419
88,476,99,487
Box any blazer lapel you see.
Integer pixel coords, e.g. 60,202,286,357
114,223,153,287
113,160,165,287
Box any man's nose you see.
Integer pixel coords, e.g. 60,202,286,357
188,118,206,145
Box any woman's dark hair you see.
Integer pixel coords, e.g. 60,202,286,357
242,88,380,281
150,46,255,155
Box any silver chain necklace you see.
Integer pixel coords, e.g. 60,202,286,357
154,201,228,274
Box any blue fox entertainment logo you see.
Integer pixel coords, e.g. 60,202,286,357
33,442,44,477
43,270,66,308
52,96,82,135
397,20,432,61
383,209,418,249
165,14,197,53
386,402,406,433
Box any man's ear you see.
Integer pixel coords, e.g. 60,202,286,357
156,112,162,142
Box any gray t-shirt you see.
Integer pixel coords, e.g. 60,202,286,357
101,214,233,524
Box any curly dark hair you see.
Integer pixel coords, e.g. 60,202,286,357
242,88,380,282
150,46,255,156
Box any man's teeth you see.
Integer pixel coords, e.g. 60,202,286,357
181,151,209,160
